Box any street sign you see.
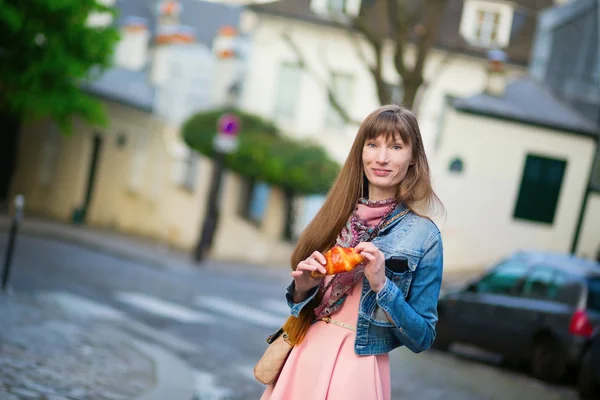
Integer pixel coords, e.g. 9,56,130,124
214,113,240,153
217,113,241,136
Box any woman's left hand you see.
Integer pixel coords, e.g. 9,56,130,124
355,242,387,293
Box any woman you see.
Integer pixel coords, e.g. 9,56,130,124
261,104,444,400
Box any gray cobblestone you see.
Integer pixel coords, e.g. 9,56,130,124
0,295,155,400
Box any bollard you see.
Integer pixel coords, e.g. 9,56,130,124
2,194,24,291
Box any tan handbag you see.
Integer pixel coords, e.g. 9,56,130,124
254,327,293,385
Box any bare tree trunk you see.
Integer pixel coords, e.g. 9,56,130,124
401,0,446,108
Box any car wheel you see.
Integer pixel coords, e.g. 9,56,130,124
531,337,566,382
578,347,599,399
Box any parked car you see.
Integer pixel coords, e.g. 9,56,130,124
435,251,600,383
578,330,599,399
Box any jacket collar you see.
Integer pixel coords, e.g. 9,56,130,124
379,202,411,233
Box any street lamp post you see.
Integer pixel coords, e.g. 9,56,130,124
193,110,240,262
2,194,24,291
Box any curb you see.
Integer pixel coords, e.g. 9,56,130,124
21,227,169,269
133,340,196,400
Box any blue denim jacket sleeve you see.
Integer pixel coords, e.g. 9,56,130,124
375,231,443,353
285,280,319,317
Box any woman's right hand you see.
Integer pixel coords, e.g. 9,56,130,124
291,251,327,298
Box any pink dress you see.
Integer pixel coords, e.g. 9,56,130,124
260,276,391,400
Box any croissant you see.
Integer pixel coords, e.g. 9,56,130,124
310,246,364,278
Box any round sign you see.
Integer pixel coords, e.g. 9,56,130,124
217,113,241,137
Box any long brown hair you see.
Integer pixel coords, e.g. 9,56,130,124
283,104,442,345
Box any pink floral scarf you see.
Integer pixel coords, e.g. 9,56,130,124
314,198,397,318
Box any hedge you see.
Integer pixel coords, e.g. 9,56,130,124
182,109,340,195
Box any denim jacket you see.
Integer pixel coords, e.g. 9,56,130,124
285,203,444,355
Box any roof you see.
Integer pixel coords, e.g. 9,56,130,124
452,77,600,136
511,250,600,277
249,0,554,65
83,0,241,112
115,0,242,47
81,68,155,112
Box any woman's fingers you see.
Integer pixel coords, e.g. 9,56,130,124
361,251,376,262
355,242,375,253
310,251,326,265
291,270,304,278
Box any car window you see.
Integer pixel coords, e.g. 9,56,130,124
477,260,529,295
521,267,557,300
587,278,600,312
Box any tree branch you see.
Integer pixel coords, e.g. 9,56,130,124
411,0,446,84
281,31,360,125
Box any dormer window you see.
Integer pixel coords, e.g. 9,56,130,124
460,0,514,49
311,0,361,18
327,0,347,14
473,9,501,47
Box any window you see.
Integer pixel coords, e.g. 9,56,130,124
311,0,361,17
476,260,529,295
514,154,566,224
448,158,464,174
473,9,501,47
587,278,600,312
129,132,149,192
521,267,558,300
327,0,347,13
459,0,514,49
325,72,354,129
38,125,60,186
273,62,302,121
241,181,271,225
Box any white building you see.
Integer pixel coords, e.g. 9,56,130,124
434,77,599,269
238,0,555,163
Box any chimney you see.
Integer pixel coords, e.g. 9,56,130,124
151,1,196,86
485,49,507,97
114,16,150,71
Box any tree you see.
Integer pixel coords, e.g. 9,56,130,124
283,0,446,120
0,0,120,132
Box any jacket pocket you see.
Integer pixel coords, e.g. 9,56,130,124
383,251,420,298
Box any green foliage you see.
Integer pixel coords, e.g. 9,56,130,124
182,108,279,157
0,0,120,133
183,109,339,195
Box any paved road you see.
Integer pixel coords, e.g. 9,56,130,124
1,233,578,400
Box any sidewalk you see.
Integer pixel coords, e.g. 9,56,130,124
0,214,201,271
0,293,195,400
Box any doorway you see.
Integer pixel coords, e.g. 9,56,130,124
0,115,20,209
72,134,103,224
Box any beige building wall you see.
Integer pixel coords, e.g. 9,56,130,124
433,108,597,270
12,118,90,221
212,173,295,266
12,100,294,266
576,192,600,261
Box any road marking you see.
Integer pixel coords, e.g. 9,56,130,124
260,299,291,317
233,364,262,385
36,291,200,353
193,370,233,400
194,296,283,328
116,292,216,324
37,292,126,320
124,320,199,354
